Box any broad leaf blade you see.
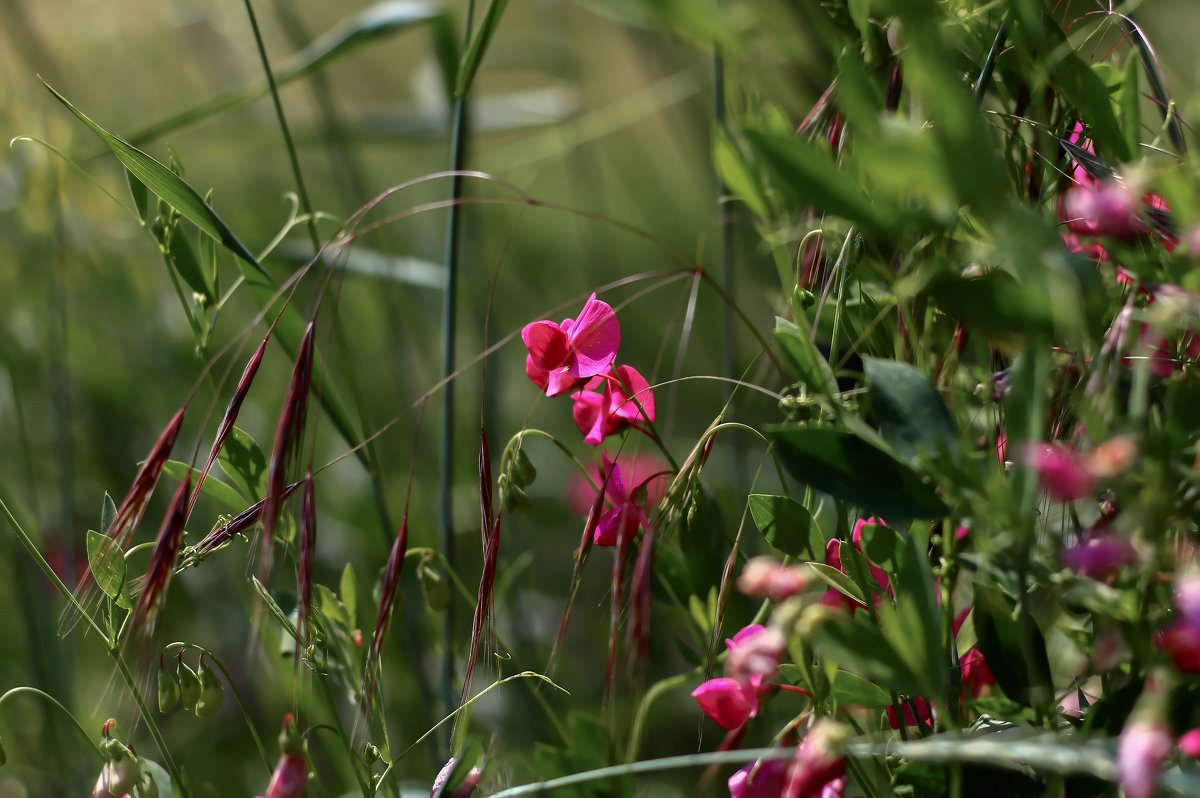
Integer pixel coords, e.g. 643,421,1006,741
863,357,956,463
42,79,264,274
747,493,822,558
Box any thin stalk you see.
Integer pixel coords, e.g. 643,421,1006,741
240,0,320,251
974,17,1010,108
0,686,104,760
440,0,478,743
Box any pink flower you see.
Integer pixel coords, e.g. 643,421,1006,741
738,557,810,601
784,721,849,798
1176,574,1200,625
952,608,994,698
692,677,759,730
1023,443,1095,502
728,759,789,798
571,364,656,446
432,758,482,798
886,697,932,730
522,294,620,396
263,714,307,798
1064,179,1140,240
1062,531,1137,579
567,454,666,516
818,519,892,614
1179,728,1200,760
1117,721,1172,798
726,625,786,685
592,453,650,547
1157,621,1200,674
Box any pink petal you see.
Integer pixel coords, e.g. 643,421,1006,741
1179,729,1200,760
571,391,606,446
544,367,585,398
522,320,569,372
600,453,629,504
565,294,620,378
727,624,767,650
525,355,550,392
691,677,757,730
728,760,789,798
608,364,655,424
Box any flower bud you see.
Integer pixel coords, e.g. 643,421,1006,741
419,562,451,613
177,659,201,710
195,658,224,717
1179,728,1200,761
691,677,758,730
737,557,809,601
728,758,788,798
510,447,537,488
157,666,181,713
92,743,140,798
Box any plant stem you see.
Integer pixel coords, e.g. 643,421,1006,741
240,0,320,251
0,686,104,761
440,0,478,748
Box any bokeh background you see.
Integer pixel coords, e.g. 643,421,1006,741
0,1,1198,795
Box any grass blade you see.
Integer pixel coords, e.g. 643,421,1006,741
455,0,509,99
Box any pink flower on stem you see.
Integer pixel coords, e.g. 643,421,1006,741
784,721,849,798
952,608,994,698
728,759,789,798
1064,179,1140,240
1062,530,1137,580
818,518,892,614
1117,721,1173,798
738,557,810,602
886,696,933,730
571,364,656,446
592,453,650,547
522,293,620,397
1179,728,1200,761
1023,443,1095,502
692,676,760,730
1156,574,1200,674
262,715,307,798
725,624,786,685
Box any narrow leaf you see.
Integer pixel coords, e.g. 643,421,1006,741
455,0,510,98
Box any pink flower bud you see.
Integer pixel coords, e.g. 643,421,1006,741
1023,444,1095,501
1065,180,1140,239
738,557,810,601
728,759,788,798
692,677,758,730
726,627,786,685
1117,721,1172,798
784,721,849,798
265,755,307,798
1062,531,1137,579
1179,728,1200,761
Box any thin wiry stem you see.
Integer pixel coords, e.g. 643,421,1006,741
440,0,478,743
241,0,320,251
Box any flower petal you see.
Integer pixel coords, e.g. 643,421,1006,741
522,320,569,372
571,391,606,446
691,677,756,730
608,364,655,424
566,294,620,377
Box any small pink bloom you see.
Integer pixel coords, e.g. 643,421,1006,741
263,714,307,798
1062,531,1137,579
692,677,758,730
738,557,810,601
1156,621,1200,674
886,697,932,730
1117,721,1173,798
1176,574,1200,625
818,521,892,614
784,721,849,798
952,608,994,698
1023,443,1094,502
522,293,620,396
728,759,789,798
571,364,656,446
1179,728,1200,760
567,454,666,517
591,454,650,547
1064,179,1140,240
726,625,786,685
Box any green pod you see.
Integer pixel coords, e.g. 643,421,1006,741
177,660,201,711
419,563,451,613
157,666,180,713
194,659,224,717
510,447,537,487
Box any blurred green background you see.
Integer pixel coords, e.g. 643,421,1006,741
1,1,1198,795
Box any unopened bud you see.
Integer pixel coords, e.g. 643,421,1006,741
419,563,451,613
737,556,809,601
177,659,201,711
511,447,537,487
195,658,224,717
361,742,381,764
92,742,139,798
158,666,180,713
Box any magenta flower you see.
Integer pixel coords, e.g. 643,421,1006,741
1157,621,1200,674
886,697,932,730
738,557,810,602
728,759,789,798
592,453,650,547
570,364,656,446
784,721,849,798
818,519,892,614
522,293,620,397
1117,720,1173,798
952,608,994,698
262,715,307,798
1179,728,1200,761
1064,179,1140,240
1062,531,1137,580
692,676,759,730
725,624,786,685
1176,574,1200,624
1023,443,1095,502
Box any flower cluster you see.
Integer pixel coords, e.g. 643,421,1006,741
691,624,785,730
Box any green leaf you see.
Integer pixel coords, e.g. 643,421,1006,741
926,270,1054,339
774,317,837,398
140,759,175,798
806,562,865,606
1120,54,1141,162
744,130,888,233
810,609,922,695
100,492,117,536
166,226,215,304
340,563,357,627
41,80,264,273
217,427,269,503
747,494,821,558
877,530,947,698
160,460,245,511
863,357,956,463
714,131,769,218
455,0,510,98
974,582,1053,709
125,169,150,224
830,670,893,708
252,577,298,637
315,584,349,629
770,426,947,519
86,529,131,610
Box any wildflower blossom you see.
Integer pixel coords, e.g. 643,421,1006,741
592,453,651,547
1023,444,1094,502
522,293,620,397
1117,720,1172,798
1062,530,1137,580
728,759,788,798
570,364,655,445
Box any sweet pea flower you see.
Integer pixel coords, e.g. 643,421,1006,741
592,453,650,547
784,721,849,798
728,759,789,798
726,625,786,685
1062,530,1137,580
1156,573,1200,674
692,676,760,730
1064,179,1140,240
1117,720,1173,798
1023,443,1094,502
738,556,810,602
818,518,893,614
262,715,307,798
1179,728,1200,761
522,293,620,396
886,696,933,730
571,364,656,446
952,608,994,698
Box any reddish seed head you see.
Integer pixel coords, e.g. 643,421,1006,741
131,475,191,643
297,473,317,649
